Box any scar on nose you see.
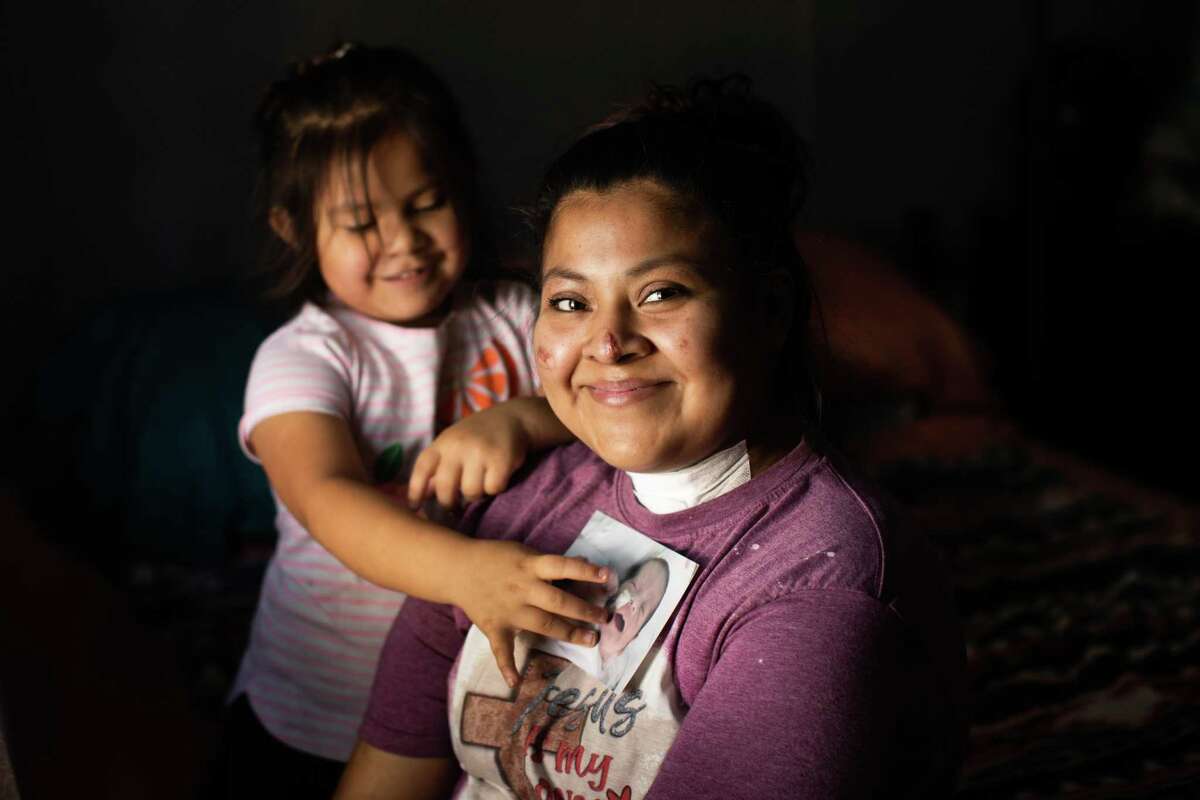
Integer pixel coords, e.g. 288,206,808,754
536,347,554,367
600,332,621,360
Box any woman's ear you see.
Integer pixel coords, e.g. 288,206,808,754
758,269,796,352
269,207,297,248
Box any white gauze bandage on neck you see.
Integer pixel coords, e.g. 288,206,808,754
627,440,752,514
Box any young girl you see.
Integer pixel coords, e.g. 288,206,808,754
228,43,608,793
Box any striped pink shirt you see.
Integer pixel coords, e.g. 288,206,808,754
234,282,539,761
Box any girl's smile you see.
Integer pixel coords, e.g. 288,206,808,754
535,180,771,473
314,132,468,325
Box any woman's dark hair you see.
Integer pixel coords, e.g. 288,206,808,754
254,43,490,310
529,76,820,422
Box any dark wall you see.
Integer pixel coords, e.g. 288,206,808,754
1,0,813,408
1,0,816,305
4,1,1197,494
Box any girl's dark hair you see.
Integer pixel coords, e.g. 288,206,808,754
530,76,820,422
255,43,490,310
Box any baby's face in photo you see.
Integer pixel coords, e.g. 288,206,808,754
598,559,669,663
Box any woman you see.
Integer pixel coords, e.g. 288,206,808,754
336,77,967,799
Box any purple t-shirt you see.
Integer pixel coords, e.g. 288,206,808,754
362,441,967,798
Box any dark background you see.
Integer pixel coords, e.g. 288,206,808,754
2,0,1196,496
1,2,1198,795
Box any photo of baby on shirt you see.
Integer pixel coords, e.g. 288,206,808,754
535,511,698,692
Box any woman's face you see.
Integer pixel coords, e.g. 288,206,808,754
534,180,768,473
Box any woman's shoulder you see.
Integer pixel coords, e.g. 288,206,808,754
741,447,903,600
808,450,894,541
733,447,954,633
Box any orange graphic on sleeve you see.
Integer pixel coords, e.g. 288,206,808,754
437,340,521,427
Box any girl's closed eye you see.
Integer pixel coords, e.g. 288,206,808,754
331,206,378,233
345,217,377,234
409,187,446,214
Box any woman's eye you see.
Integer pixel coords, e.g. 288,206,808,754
547,296,587,313
643,286,685,304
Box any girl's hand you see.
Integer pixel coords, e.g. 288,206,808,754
455,538,610,688
409,398,572,509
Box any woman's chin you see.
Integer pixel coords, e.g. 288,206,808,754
588,434,724,472
590,440,672,473
571,419,728,473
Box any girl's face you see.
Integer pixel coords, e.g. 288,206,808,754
534,180,770,473
313,131,468,325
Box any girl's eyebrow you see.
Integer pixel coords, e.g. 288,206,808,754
328,184,438,215
328,201,377,214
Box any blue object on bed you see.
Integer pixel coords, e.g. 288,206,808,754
35,289,283,565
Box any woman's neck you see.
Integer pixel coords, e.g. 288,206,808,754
625,413,806,515
745,412,806,475
626,440,753,514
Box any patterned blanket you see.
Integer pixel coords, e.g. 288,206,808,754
857,416,1200,799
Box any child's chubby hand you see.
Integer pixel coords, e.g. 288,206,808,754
455,538,611,688
408,405,532,511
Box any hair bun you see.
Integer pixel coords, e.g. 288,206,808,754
295,41,360,76
594,75,808,221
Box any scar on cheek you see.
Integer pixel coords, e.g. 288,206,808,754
536,347,554,367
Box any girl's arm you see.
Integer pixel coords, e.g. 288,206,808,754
407,396,573,509
250,410,603,687
341,594,468,797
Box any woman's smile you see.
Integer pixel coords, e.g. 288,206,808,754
581,378,671,406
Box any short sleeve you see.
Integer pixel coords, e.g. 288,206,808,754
647,590,903,799
359,598,466,757
237,308,356,462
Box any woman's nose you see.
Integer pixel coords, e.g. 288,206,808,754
585,308,650,364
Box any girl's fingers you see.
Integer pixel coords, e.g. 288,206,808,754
521,608,598,647
484,627,520,689
407,449,440,508
529,582,608,626
531,554,610,585
433,460,464,509
482,458,519,497
459,460,485,504
568,625,601,647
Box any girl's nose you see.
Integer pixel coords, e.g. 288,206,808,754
381,215,429,255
